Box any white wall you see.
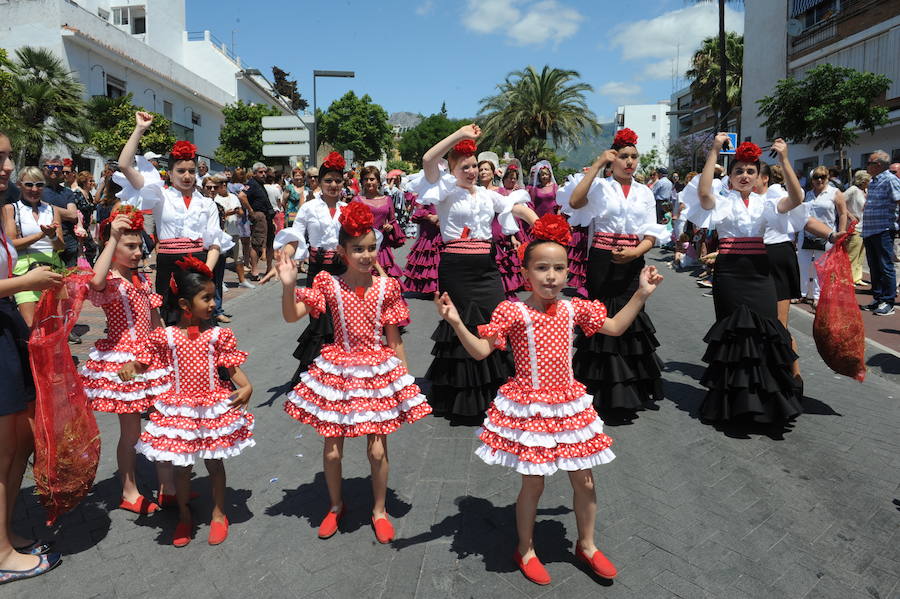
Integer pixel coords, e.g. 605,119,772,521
616,103,671,168
741,0,788,145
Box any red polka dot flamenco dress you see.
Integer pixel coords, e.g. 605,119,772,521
79,273,173,413
134,326,254,466
285,271,431,437
476,299,616,475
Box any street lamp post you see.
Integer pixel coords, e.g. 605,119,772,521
143,88,157,112
311,70,355,166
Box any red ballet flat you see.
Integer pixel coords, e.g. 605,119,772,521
118,495,160,515
576,547,617,579
208,517,229,546
172,520,192,548
318,506,344,539
371,516,394,544
514,550,551,585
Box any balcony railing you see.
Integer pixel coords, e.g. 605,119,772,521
789,0,884,57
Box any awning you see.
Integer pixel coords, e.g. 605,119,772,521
791,0,827,17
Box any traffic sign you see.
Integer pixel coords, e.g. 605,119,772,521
263,143,310,157
262,129,310,143
720,132,739,155
262,115,305,129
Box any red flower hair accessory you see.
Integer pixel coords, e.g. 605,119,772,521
612,128,638,148
339,202,375,238
111,204,144,231
322,151,346,172
453,139,477,157
170,141,197,161
174,255,212,279
735,142,762,164
517,214,572,262
62,158,73,167
507,164,518,171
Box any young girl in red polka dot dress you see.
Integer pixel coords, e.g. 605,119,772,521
277,202,431,544
80,207,173,515
119,256,254,547
435,214,663,586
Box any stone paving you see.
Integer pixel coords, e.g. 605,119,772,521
7,249,900,599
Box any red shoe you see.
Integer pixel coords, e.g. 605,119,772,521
317,506,344,539
371,516,395,544
158,491,200,508
172,520,192,547
576,547,617,579
208,517,229,545
514,550,551,585
118,495,160,515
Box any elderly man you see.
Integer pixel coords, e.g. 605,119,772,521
40,155,79,267
652,166,673,222
243,161,275,279
861,150,900,316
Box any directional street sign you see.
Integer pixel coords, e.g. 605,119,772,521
261,115,305,129
262,129,310,143
720,132,739,155
263,143,310,157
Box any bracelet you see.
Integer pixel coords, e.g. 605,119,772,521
827,231,835,244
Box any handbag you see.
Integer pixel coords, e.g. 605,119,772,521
801,235,826,251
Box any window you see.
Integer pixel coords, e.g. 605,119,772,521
191,112,201,127
106,75,126,99
803,0,837,29
651,132,657,140
163,101,173,120
651,114,657,122
133,17,146,35
112,7,129,25
98,9,110,21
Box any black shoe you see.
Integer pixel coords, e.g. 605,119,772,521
68,332,82,344
860,301,879,311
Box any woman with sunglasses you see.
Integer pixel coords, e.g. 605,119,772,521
1,167,65,327
797,166,848,309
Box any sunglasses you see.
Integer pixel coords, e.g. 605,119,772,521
309,176,318,179
43,164,63,172
812,175,827,181
204,185,216,190
21,181,46,188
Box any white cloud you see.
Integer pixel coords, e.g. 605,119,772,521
608,4,744,81
462,0,581,46
415,0,435,16
599,81,643,105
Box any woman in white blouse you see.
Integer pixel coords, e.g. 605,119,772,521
417,125,537,423
559,129,668,420
797,166,848,307
117,112,233,325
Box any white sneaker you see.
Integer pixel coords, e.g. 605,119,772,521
239,281,257,289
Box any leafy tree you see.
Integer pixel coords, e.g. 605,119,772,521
668,132,715,174
638,148,661,176
687,1,744,131
215,100,280,167
318,91,393,163
386,158,416,173
757,64,891,169
87,94,174,158
6,46,91,165
398,112,467,167
686,32,743,136
271,66,308,111
518,139,565,175
0,49,17,135
478,65,599,160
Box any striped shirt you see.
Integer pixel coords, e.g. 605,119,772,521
861,171,900,237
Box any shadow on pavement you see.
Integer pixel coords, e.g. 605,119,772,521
265,473,412,535
867,352,900,375
256,381,294,408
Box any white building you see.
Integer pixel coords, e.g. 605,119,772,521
0,0,293,171
742,0,900,175
615,103,671,169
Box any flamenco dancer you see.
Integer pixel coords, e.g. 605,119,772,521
479,154,525,300
354,166,405,278
117,112,233,325
682,134,805,425
272,152,349,382
435,214,664,586
401,199,441,296
415,125,537,423
527,160,560,217
277,202,430,543
80,207,175,514
558,129,668,420
120,257,254,547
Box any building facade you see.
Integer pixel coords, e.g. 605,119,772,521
615,103,671,169
0,0,292,170
742,0,900,176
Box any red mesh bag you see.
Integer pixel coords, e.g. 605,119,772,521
813,225,866,382
274,211,285,233
29,272,101,524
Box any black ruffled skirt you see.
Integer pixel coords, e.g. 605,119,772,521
699,253,802,423
426,251,513,420
572,248,664,413
290,253,346,384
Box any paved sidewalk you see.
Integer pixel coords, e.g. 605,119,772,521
7,249,900,599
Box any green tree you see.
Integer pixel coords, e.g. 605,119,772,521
757,64,891,169
478,65,599,160
398,112,466,167
386,158,416,173
638,148,661,176
271,66,308,111
87,94,175,158
6,46,91,165
685,32,743,136
0,49,17,135
215,100,281,167
318,91,393,162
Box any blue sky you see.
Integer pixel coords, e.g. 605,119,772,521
187,0,744,123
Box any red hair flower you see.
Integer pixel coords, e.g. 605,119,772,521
507,164,518,171
613,128,638,148
735,142,762,164
339,202,375,238
322,151,346,172
453,139,477,157
174,255,212,279
62,158,73,167
532,213,572,246
110,204,144,231
170,141,197,161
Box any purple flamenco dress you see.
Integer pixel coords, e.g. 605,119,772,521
402,202,441,295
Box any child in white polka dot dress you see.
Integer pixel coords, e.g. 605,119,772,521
435,213,664,586
79,207,175,517
119,256,254,548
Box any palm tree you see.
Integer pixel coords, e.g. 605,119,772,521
478,65,599,161
686,32,743,138
7,46,91,165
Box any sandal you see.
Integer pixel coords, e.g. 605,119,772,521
0,553,62,585
13,540,53,556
